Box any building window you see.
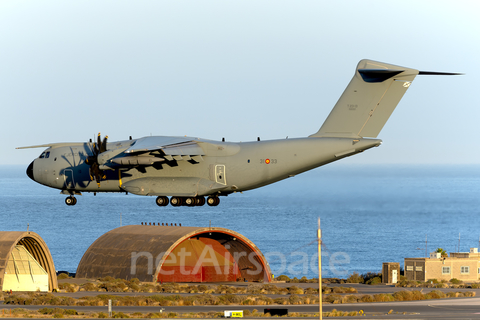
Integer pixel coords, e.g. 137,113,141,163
442,266,451,274
478,267,480,275
406,266,414,271
461,266,469,274
415,266,423,271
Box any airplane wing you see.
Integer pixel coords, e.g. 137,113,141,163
125,136,198,153
103,136,205,168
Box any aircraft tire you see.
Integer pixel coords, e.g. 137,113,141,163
170,196,182,207
207,196,220,206
156,196,169,207
195,197,205,206
65,196,76,206
184,197,195,207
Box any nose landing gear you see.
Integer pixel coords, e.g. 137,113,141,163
65,196,77,206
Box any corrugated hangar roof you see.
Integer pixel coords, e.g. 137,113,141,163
76,225,272,283
0,231,58,292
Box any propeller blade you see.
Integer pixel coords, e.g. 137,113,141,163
86,133,109,186
100,135,108,153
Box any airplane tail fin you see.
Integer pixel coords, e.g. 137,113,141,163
310,59,419,138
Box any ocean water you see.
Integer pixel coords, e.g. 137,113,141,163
1,164,480,279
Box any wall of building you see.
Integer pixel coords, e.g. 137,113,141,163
425,258,479,282
405,257,480,282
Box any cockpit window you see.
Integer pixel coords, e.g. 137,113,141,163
45,151,50,158
39,152,46,159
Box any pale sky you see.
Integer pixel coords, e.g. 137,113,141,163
2,0,479,165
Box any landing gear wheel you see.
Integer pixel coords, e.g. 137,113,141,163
156,196,169,207
184,197,196,207
65,196,76,206
195,197,205,206
207,196,220,206
170,196,182,207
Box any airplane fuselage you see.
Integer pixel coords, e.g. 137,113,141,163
27,136,380,199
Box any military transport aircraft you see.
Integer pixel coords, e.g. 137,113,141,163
18,60,460,207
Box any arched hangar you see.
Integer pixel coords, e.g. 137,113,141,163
0,231,58,292
76,225,272,283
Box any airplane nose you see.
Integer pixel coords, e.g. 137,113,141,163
26,161,35,181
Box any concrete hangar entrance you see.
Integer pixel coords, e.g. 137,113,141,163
76,225,272,283
0,231,58,292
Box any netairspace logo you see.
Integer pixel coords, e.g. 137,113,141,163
130,246,351,278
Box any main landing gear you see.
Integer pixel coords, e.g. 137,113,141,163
156,196,220,207
65,196,77,206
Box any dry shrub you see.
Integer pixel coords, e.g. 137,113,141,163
324,294,342,304
322,286,332,294
425,290,446,299
373,293,394,302
304,287,318,295
341,295,359,304
395,279,419,287
83,282,98,291
346,272,364,284
394,290,425,301
360,295,374,303
218,294,242,305
288,294,302,304
57,273,70,280
275,275,290,281
288,285,304,295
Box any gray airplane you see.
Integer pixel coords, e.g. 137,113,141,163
18,60,459,207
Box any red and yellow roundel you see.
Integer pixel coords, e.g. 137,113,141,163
265,159,270,164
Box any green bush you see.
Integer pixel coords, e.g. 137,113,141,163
346,272,364,283
450,278,463,284
362,272,381,284
366,276,382,285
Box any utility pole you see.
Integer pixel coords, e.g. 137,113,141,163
458,233,461,253
425,234,427,258
317,218,322,320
